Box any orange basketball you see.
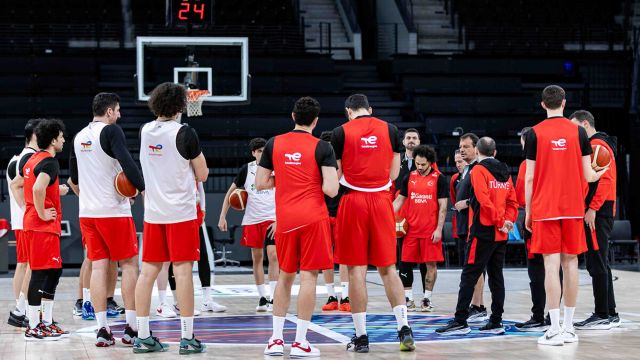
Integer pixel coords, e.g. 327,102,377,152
114,171,138,198
229,189,248,211
591,144,611,170
395,213,409,238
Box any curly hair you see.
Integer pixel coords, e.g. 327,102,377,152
148,82,187,118
413,145,437,164
292,97,321,126
35,119,65,150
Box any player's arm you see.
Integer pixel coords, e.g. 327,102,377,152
582,156,607,183
388,123,402,181
33,173,57,222
68,144,80,196
318,140,339,197
256,138,276,191
177,125,208,182
390,153,401,181
105,125,145,192
197,181,206,212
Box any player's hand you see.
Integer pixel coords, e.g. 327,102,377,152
59,184,69,196
525,211,532,232
39,208,57,221
500,220,514,233
454,200,468,211
584,208,596,231
432,228,442,243
267,222,276,240
218,218,228,232
593,166,608,181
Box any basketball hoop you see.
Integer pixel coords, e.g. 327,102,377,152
186,89,210,117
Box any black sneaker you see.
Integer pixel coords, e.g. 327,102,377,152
467,305,488,322
122,324,138,345
107,297,125,314
514,317,549,332
479,320,505,334
346,334,369,353
574,313,612,330
609,313,621,328
73,299,82,316
398,326,416,351
256,297,269,312
8,310,26,328
96,327,116,347
435,319,471,336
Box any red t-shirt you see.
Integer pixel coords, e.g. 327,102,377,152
515,160,526,208
23,151,62,234
399,169,449,238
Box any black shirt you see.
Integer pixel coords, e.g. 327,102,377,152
233,163,249,188
176,125,202,160
7,160,17,181
395,152,417,189
455,161,477,237
399,169,449,199
330,117,402,160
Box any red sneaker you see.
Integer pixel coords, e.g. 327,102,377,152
339,297,351,312
322,296,339,311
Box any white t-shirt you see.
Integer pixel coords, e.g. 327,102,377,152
6,147,36,230
233,161,276,225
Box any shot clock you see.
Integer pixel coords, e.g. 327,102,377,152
166,0,214,28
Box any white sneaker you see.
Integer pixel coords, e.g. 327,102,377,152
290,341,320,358
201,300,227,313
538,328,564,346
172,304,200,316
256,297,270,312
264,337,284,356
561,327,579,343
156,303,177,318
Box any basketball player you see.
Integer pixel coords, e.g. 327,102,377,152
524,85,606,345
570,110,620,329
450,149,465,266
259,97,339,358
134,82,208,354
70,92,144,346
319,131,349,312
436,137,518,335
218,138,279,311
22,119,68,340
393,145,448,312
332,94,415,353
453,133,488,321
6,119,40,328
514,127,550,332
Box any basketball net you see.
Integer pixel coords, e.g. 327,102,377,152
186,89,210,117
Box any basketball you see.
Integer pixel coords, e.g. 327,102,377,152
395,213,409,237
229,189,248,210
114,171,138,198
591,144,611,170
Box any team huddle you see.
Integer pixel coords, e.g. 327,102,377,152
4,83,619,356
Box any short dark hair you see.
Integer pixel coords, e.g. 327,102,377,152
569,110,595,128
477,137,496,157
413,145,437,164
249,138,267,151
520,126,532,141
320,131,332,142
292,97,320,126
404,128,420,139
148,82,187,118
345,94,370,110
541,85,565,110
454,149,461,155
460,133,479,147
24,118,43,144
92,92,120,116
35,119,65,150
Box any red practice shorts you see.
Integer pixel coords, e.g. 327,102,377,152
15,230,28,263
401,236,444,263
80,217,138,261
335,190,396,267
25,230,61,270
143,219,200,262
531,218,587,255
276,218,333,273
241,220,275,248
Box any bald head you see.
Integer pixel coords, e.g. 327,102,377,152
477,137,496,157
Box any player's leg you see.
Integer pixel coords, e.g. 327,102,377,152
422,262,437,312
338,264,350,311
252,248,269,311
481,242,506,334
398,261,415,310
12,262,27,311
25,269,48,339
37,268,65,338
266,243,279,304
419,263,427,293
198,229,225,313
134,262,163,345
155,262,176,318
106,261,122,316
9,241,29,326
292,270,320,352
265,270,295,356
119,255,139,344
173,261,195,336
91,258,112,342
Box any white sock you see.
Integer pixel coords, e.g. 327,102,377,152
181,316,194,339
126,310,137,330
549,308,561,332
272,315,285,340
137,316,150,339
97,311,109,331
17,293,26,314
171,290,178,305
564,306,576,329
269,281,277,300
424,290,432,300
393,305,409,330
295,319,310,344
352,312,367,336
326,284,336,297
203,287,212,302
83,288,91,304
257,284,267,298
341,282,349,299
158,290,167,305
405,289,413,301
28,305,39,328
42,300,54,326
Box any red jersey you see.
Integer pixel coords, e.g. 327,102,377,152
400,170,448,238
259,130,337,233
587,135,617,215
525,117,591,221
450,172,460,238
515,160,526,208
332,116,401,191
23,151,62,235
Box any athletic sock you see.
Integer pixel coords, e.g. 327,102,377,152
326,284,336,298
181,316,194,339
272,315,285,339
341,282,349,299
404,289,413,301
125,310,137,330
257,284,267,298
295,319,310,344
158,290,167,305
27,305,39,328
424,290,432,300
549,308,561,332
203,287,212,302
42,300,54,326
17,293,26,315
82,288,91,304
97,311,109,331
137,316,150,339
563,306,576,329
352,312,367,336
269,281,277,300
393,305,409,330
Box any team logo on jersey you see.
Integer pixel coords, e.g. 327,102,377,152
284,152,302,165
148,144,163,156
427,180,434,186
550,138,567,151
80,140,92,151
25,168,30,176
360,136,378,149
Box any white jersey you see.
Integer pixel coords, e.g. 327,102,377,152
140,120,197,224
6,148,36,230
74,121,132,218
241,161,275,225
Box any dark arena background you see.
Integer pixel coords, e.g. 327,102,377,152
0,1,639,359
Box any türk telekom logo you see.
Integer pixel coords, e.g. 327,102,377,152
361,136,378,149
551,138,567,151
284,152,302,165
148,144,163,156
